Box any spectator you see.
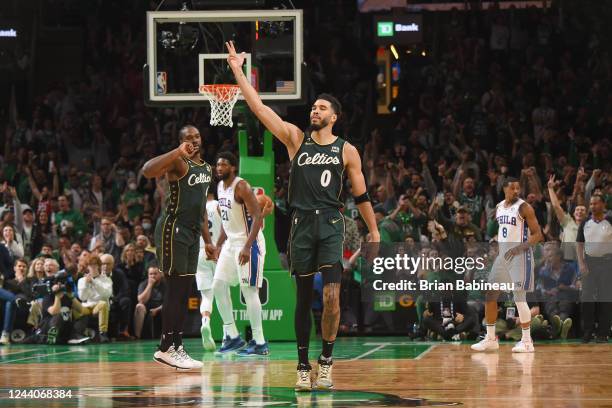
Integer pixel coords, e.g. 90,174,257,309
76,256,112,343
27,257,45,280
54,195,86,240
134,235,156,270
1,224,24,265
0,260,24,344
89,217,125,260
100,253,132,340
15,205,43,261
24,165,59,216
118,243,145,302
36,210,58,249
133,266,164,339
431,203,482,257
536,247,576,338
121,176,145,221
81,175,109,221
4,259,34,339
547,174,587,261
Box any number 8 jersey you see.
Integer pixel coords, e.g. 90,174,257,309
496,198,529,243
288,132,346,210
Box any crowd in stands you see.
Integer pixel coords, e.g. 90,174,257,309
0,1,611,344
328,3,612,341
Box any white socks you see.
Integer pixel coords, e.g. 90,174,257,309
486,324,496,340
213,279,239,338
242,286,265,345
515,301,532,342
200,289,214,316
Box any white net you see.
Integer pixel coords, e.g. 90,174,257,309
199,85,241,127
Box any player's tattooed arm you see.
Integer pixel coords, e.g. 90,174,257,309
344,143,379,242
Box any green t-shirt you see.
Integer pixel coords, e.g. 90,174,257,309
55,209,87,238
123,190,144,220
378,217,404,243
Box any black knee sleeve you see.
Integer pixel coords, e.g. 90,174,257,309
321,262,342,285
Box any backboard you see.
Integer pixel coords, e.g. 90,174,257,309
145,9,303,106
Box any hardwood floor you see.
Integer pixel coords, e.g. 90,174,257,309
1,339,611,407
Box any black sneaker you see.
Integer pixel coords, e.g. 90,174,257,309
582,330,593,344
99,332,110,343
596,336,608,344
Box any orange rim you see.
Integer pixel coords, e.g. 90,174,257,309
199,84,240,102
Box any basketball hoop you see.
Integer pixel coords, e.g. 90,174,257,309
199,84,240,127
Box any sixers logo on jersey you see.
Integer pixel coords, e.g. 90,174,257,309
496,215,517,226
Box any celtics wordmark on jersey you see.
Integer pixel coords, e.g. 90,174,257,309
288,133,346,211
155,158,212,276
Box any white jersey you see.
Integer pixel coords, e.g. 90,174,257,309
206,199,221,243
218,176,263,245
198,200,222,256
496,198,528,243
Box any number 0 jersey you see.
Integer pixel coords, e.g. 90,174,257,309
288,132,346,211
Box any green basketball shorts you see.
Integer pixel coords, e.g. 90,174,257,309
155,215,199,276
288,208,345,276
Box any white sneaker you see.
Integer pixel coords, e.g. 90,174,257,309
471,336,499,352
201,323,216,352
154,346,190,370
295,365,312,392
0,331,10,345
512,340,535,353
175,345,204,369
314,357,333,390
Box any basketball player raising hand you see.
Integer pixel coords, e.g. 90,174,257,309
227,40,380,390
143,125,215,370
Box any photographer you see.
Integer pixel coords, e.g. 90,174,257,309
422,296,479,341
37,259,88,345
76,256,112,343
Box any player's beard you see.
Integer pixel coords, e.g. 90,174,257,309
217,171,231,181
308,116,330,132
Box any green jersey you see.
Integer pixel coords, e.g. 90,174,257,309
162,158,212,229
288,133,346,211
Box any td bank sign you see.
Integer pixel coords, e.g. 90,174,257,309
377,21,420,37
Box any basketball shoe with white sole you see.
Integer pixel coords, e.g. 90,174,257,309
470,336,500,352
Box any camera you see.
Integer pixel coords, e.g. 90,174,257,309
32,270,69,297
